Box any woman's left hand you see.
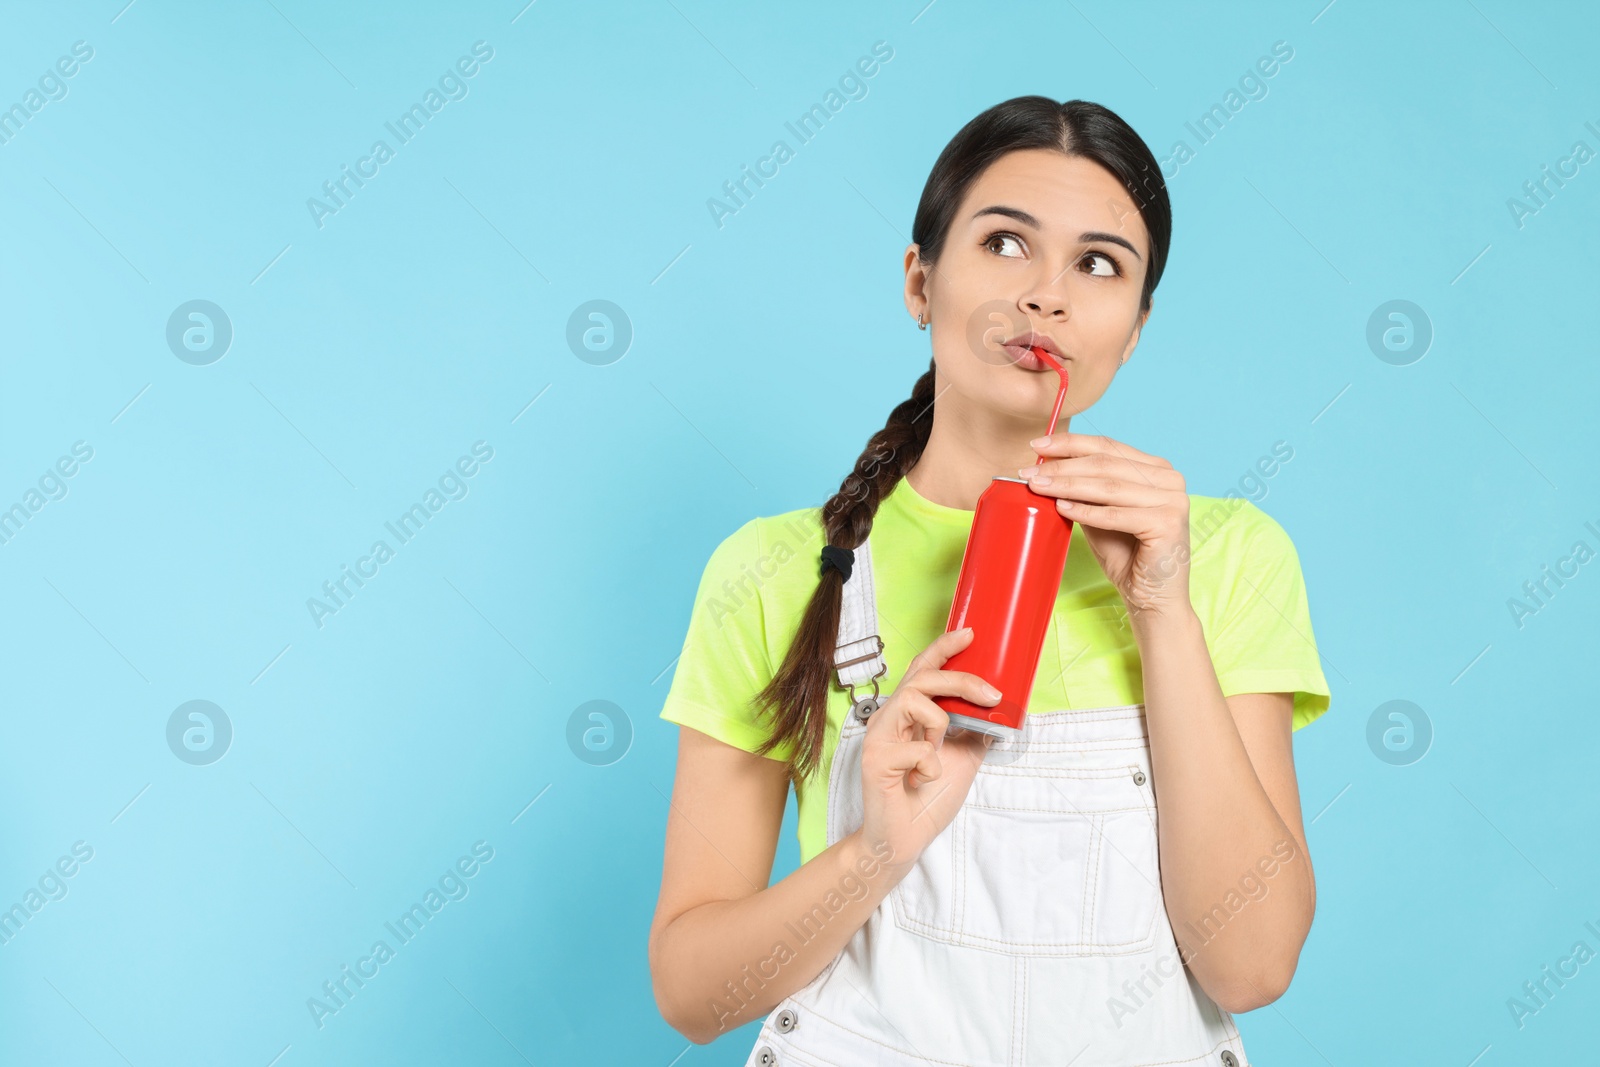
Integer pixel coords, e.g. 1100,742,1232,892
1018,432,1192,627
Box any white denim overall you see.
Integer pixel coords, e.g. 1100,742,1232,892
743,536,1249,1067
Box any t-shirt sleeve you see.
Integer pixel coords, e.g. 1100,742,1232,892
1206,501,1332,732
657,518,793,760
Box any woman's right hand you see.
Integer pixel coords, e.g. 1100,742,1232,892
857,626,999,876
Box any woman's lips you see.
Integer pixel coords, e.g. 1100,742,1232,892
1003,344,1059,372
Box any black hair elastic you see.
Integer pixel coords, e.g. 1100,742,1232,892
819,545,855,582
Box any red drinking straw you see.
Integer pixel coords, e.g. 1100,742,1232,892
1030,346,1070,465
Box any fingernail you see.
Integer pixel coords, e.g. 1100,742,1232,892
1017,466,1040,478
1029,436,1050,448
982,684,1002,701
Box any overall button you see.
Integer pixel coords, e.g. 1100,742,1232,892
1220,1051,1238,1066
775,1008,798,1033
756,1046,778,1065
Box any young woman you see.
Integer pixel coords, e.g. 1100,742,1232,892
649,96,1331,1066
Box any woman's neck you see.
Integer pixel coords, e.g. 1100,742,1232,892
906,406,1071,512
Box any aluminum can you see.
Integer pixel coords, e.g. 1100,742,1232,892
933,476,1074,739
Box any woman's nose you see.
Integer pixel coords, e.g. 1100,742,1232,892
1021,267,1073,319
1023,296,1070,321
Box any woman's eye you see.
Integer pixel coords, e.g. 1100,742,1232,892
985,232,1025,258
1082,252,1121,277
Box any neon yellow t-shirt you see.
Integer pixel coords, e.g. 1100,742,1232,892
659,475,1332,866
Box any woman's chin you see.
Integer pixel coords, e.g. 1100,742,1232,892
987,392,1069,427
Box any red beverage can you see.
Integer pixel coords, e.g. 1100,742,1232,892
933,476,1074,739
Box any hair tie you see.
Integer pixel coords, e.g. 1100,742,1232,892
820,545,855,582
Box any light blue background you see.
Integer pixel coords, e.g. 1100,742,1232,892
1,0,1595,1063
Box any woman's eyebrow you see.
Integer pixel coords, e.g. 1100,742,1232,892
971,205,1143,261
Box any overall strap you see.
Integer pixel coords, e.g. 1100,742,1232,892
833,535,887,693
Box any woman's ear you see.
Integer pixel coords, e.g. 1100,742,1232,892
903,244,930,326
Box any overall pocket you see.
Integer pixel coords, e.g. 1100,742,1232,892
890,752,1161,956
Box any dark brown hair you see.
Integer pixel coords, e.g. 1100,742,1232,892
751,96,1173,785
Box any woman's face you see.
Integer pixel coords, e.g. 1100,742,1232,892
904,147,1151,427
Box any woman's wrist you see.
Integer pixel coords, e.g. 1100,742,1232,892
1129,602,1203,646
840,829,914,895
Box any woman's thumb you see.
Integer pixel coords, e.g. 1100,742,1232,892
924,625,975,669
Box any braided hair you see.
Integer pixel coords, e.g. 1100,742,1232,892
750,366,938,783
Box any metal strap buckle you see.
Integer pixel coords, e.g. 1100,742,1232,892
839,640,888,720
833,635,885,672
838,639,889,723
846,670,887,720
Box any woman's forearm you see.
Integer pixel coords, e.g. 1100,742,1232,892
652,828,905,1044
1133,607,1315,1013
